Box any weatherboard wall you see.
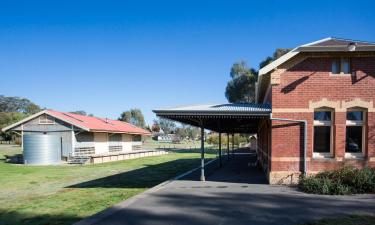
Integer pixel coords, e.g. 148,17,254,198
12,114,73,132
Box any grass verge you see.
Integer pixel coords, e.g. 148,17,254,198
301,214,375,225
0,144,216,225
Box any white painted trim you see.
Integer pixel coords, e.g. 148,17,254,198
256,37,375,101
313,109,334,157
1,110,48,132
300,37,333,47
345,152,364,159
255,82,259,103
345,109,366,156
263,85,271,104
258,50,299,76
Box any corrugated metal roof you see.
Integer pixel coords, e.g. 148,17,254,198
47,110,151,135
307,37,375,47
153,103,271,115
2,109,151,135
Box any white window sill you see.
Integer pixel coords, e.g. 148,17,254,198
345,153,364,159
329,72,352,77
313,153,333,159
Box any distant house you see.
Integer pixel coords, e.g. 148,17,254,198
153,134,180,143
2,109,154,164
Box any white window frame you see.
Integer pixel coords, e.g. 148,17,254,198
313,108,334,158
330,57,352,76
39,114,55,125
345,108,365,159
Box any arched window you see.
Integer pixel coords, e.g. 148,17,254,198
346,108,366,158
313,108,333,158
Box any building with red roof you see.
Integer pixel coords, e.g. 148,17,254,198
2,109,153,164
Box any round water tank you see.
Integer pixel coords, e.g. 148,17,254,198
23,134,61,165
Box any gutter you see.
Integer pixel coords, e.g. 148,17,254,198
269,113,307,175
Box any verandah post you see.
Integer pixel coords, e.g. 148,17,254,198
219,132,222,167
232,133,234,158
227,133,230,160
200,125,205,181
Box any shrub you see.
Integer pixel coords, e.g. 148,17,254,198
299,166,375,195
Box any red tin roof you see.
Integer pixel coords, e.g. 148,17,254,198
47,110,151,135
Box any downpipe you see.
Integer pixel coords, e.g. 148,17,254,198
270,113,307,175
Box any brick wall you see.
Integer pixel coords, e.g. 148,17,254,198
268,55,375,184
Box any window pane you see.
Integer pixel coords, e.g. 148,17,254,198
341,58,350,74
132,135,142,142
331,58,340,74
314,126,331,153
346,126,363,153
314,111,331,121
347,111,363,121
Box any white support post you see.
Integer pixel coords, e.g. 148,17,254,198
71,125,75,157
21,125,24,152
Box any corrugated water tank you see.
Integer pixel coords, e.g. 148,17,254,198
23,134,61,165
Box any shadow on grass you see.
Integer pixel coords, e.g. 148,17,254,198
1,154,23,164
166,148,218,154
68,158,206,189
0,210,82,225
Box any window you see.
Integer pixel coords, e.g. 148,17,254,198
331,58,351,74
346,110,365,157
331,58,340,74
132,135,142,142
313,109,333,157
39,115,55,124
314,111,331,121
347,111,363,121
341,58,350,74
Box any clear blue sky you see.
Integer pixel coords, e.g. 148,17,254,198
1,0,374,125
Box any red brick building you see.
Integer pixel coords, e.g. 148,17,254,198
257,37,375,184
154,37,375,184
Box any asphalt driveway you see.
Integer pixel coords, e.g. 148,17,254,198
75,152,375,225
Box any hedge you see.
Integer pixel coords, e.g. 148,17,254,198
299,166,375,195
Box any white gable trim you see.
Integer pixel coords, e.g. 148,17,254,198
1,110,90,132
300,37,333,47
258,37,335,77
258,49,299,76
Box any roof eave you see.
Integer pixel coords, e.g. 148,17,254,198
297,46,375,52
1,110,49,132
154,111,271,117
89,129,151,135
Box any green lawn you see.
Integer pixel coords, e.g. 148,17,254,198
143,138,214,150
0,144,216,225
301,215,375,225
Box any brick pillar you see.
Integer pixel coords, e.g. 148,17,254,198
334,112,346,160
368,112,375,161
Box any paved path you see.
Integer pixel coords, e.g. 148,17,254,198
76,152,375,225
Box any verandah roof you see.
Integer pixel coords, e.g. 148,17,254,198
153,103,271,133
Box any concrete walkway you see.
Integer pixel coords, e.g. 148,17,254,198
76,152,375,225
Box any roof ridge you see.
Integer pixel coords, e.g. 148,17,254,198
329,37,375,45
301,37,333,47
